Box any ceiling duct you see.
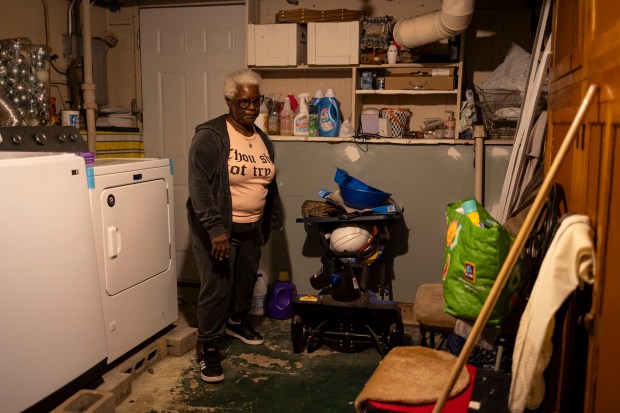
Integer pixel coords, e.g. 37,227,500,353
393,0,475,49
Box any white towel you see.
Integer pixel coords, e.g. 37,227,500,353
509,214,595,413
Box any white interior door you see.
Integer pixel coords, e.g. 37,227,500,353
140,5,245,280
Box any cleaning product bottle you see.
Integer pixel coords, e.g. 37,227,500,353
287,91,298,114
309,89,324,137
462,199,481,227
280,97,294,136
293,93,310,136
339,114,354,138
254,99,268,131
444,110,456,139
249,270,268,316
266,271,297,320
319,88,340,137
267,96,280,135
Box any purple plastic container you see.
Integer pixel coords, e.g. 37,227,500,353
266,274,296,320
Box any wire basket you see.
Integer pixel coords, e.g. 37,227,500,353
476,87,523,139
379,108,412,138
475,86,547,140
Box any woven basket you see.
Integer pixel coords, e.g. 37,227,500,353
301,200,341,217
380,108,412,137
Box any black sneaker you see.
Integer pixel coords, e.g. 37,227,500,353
200,346,224,383
226,318,264,345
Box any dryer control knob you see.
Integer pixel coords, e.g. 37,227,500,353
11,134,22,145
57,133,68,143
34,132,47,145
69,133,79,142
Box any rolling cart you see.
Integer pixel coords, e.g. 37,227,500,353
292,213,404,356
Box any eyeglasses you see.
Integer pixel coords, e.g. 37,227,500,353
236,96,264,109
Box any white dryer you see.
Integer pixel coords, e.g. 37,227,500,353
87,158,178,362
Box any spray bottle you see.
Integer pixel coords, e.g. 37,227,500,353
293,93,310,136
287,91,298,114
280,97,295,136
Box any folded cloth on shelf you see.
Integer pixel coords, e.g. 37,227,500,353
354,346,470,412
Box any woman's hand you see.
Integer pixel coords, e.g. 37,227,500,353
211,233,230,261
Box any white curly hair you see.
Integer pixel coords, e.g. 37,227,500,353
223,69,262,99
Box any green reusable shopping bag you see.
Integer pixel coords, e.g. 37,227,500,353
442,198,523,326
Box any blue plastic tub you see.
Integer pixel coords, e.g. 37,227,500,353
339,186,391,209
334,168,385,192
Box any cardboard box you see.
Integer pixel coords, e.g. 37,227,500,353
384,67,456,91
247,24,307,66
307,21,359,65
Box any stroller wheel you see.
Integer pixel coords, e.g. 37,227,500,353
291,314,307,353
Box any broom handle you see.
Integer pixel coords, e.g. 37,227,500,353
431,84,598,413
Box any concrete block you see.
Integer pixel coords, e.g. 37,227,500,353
117,336,167,378
166,326,198,356
97,371,132,406
51,389,115,413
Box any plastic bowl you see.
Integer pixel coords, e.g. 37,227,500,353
339,186,391,210
334,168,384,192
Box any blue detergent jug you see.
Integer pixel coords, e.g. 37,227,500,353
319,88,340,137
266,271,297,320
309,89,324,137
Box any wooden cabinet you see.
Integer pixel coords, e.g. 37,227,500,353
547,0,620,411
550,0,585,81
245,1,464,139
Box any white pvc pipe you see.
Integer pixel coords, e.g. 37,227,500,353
393,0,475,49
81,0,97,153
474,125,485,203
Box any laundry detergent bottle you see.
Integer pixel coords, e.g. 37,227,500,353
319,88,340,137
249,270,268,316
309,89,324,137
266,271,297,320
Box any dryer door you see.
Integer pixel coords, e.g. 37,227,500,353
101,179,170,295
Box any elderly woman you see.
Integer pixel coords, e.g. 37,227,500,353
187,68,282,383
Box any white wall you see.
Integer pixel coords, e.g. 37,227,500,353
256,141,512,303
0,0,136,113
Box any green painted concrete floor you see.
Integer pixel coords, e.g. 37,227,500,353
115,284,419,413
